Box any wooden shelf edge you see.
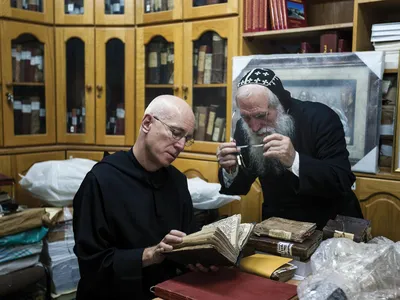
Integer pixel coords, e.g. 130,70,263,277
355,171,400,181
243,22,353,39
384,69,398,74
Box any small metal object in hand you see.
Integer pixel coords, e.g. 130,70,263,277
237,144,264,149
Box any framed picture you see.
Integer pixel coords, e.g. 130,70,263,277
232,52,384,174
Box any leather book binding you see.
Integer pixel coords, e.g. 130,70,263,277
154,267,298,300
323,215,372,243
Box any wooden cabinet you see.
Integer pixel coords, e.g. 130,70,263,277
1,20,55,147
136,17,238,155
56,28,135,146
354,177,400,241
172,157,219,182
66,150,104,161
95,28,135,146
0,27,2,147
136,0,183,25
12,151,65,207
0,0,53,24
0,155,13,195
55,0,94,25
95,1,134,25
183,0,239,20
56,28,95,144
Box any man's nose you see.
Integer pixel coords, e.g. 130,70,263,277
174,137,186,151
249,119,262,133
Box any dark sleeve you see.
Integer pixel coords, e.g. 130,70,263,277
73,172,145,288
180,174,199,234
297,106,356,199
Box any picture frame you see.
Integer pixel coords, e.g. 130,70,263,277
232,52,384,174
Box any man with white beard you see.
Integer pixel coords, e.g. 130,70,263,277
217,68,363,229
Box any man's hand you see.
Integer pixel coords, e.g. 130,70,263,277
263,134,295,168
142,230,186,267
216,142,239,172
187,263,219,273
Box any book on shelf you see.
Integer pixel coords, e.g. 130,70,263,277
193,106,226,142
164,214,255,267
154,266,298,300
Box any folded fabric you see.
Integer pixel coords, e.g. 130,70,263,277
253,217,316,243
0,254,40,276
0,241,43,264
0,208,46,238
0,227,48,246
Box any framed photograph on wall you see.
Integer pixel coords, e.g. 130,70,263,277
232,52,384,174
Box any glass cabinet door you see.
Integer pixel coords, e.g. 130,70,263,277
183,17,238,154
56,28,95,144
136,24,183,135
1,21,55,146
95,0,134,25
55,0,94,24
1,0,53,24
95,28,135,146
183,0,238,20
136,0,182,25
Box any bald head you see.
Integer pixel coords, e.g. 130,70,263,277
145,95,194,123
236,84,280,109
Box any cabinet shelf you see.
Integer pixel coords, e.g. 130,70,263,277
384,69,398,74
193,84,227,88
243,22,353,40
10,82,45,87
145,84,174,88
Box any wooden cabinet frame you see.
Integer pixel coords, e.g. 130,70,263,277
183,0,238,20
55,0,94,25
0,1,54,24
95,1,135,25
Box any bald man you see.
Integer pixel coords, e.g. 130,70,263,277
217,68,362,229
73,95,201,299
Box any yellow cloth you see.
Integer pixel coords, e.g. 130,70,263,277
239,254,292,278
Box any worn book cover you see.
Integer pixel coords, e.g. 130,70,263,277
323,215,372,242
253,217,316,243
247,230,323,261
164,214,255,267
154,267,298,300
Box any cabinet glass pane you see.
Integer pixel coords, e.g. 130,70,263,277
144,0,173,13
379,74,397,170
64,0,84,15
105,39,125,136
10,0,43,12
105,0,125,14
145,88,174,108
192,0,227,7
11,34,46,136
66,38,85,134
146,36,174,85
192,31,227,142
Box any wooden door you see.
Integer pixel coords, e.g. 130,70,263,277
136,0,183,25
95,0,134,25
0,0,53,24
183,0,238,20
355,177,400,241
1,21,55,147
95,28,135,146
0,155,13,196
55,0,94,25
56,28,95,144
183,17,238,154
136,24,183,134
0,26,3,147
13,151,66,207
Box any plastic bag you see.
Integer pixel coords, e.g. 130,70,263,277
19,158,97,207
187,177,241,209
297,237,400,300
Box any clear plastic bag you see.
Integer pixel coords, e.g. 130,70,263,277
297,237,400,300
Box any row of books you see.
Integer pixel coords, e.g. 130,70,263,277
12,44,44,83
371,22,400,70
194,105,226,142
66,108,86,134
147,43,174,84
105,0,125,15
106,104,125,135
244,0,307,33
145,0,173,13
300,32,351,53
11,0,43,12
13,97,46,135
193,33,227,84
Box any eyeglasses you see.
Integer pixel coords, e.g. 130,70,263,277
153,116,195,147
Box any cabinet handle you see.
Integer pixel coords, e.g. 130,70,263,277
85,84,93,91
96,85,103,91
173,85,179,92
182,85,189,92
5,82,13,88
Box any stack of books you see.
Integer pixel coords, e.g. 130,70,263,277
371,22,400,69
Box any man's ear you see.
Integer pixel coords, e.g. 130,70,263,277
141,114,152,134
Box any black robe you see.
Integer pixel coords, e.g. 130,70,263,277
219,98,363,229
73,148,197,300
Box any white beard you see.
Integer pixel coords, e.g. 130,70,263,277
241,107,295,177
